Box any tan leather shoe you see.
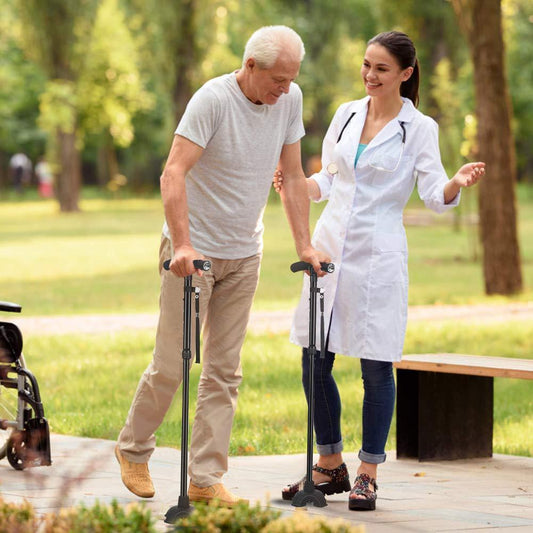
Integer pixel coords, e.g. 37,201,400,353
115,445,155,498
188,482,249,507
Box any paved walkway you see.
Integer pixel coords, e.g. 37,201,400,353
0,434,531,532
9,302,533,336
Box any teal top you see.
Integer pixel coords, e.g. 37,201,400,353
354,143,367,168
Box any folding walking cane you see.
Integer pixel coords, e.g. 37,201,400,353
290,260,335,508
162,258,211,523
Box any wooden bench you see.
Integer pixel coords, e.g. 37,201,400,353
393,354,533,461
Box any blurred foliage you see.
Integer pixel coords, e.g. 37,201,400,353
504,0,533,181
0,2,47,160
78,0,154,148
0,0,531,190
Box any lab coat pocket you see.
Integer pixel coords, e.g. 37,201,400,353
370,155,413,188
366,232,409,358
371,232,408,284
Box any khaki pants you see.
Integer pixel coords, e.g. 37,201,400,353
118,236,261,486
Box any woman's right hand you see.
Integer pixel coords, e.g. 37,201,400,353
273,169,322,201
272,169,284,193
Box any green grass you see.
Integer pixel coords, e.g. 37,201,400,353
0,185,531,315
21,320,532,457
0,196,164,315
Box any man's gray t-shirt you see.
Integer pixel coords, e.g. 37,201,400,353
162,72,305,259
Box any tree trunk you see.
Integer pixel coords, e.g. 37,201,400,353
55,129,81,212
97,138,119,187
453,0,522,294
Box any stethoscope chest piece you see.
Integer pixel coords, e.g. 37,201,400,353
326,162,338,175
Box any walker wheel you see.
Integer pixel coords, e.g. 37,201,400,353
6,430,27,470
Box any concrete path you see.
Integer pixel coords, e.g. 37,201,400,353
0,434,531,532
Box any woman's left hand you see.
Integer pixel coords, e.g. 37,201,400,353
453,162,485,188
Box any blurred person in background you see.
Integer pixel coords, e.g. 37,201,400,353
35,156,54,198
9,152,32,194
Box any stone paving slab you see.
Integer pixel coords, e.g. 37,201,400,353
0,434,531,532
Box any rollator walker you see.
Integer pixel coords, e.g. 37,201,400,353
0,300,51,470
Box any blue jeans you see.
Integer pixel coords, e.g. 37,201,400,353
302,348,396,464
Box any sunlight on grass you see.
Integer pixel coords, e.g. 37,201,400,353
493,415,533,457
1,187,532,314
405,321,533,358
1,235,160,281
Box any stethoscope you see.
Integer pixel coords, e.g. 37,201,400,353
326,112,407,175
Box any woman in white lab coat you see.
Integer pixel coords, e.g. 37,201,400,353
276,31,484,510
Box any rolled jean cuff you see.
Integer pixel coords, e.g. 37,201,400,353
358,448,386,465
317,440,343,456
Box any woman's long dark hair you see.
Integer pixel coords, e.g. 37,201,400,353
368,31,420,108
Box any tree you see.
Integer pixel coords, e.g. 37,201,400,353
77,0,154,186
16,0,98,211
126,0,217,123
451,0,522,294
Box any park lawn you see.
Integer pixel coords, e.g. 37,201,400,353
0,196,164,315
21,319,532,458
0,185,531,314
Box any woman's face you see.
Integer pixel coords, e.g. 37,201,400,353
360,43,413,100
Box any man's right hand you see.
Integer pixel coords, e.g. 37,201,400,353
168,245,206,277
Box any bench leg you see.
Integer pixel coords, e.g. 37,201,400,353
396,369,493,460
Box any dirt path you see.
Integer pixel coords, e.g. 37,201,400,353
8,301,532,336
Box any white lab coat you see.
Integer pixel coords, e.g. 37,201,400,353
290,97,460,362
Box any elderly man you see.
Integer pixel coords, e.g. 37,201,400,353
115,25,328,506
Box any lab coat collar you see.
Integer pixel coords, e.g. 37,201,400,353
344,96,416,122
363,97,417,150
397,97,417,123
340,96,418,155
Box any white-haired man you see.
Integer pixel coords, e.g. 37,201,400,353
115,25,329,506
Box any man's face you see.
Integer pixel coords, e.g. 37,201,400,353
246,55,301,105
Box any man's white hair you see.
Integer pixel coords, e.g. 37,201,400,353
242,25,305,69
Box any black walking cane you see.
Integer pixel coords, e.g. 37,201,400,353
162,258,211,523
290,260,335,508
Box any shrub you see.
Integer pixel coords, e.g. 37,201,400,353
172,501,364,533
264,511,365,532
42,500,155,532
0,497,155,533
0,498,39,533
174,501,281,532
0,497,364,532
